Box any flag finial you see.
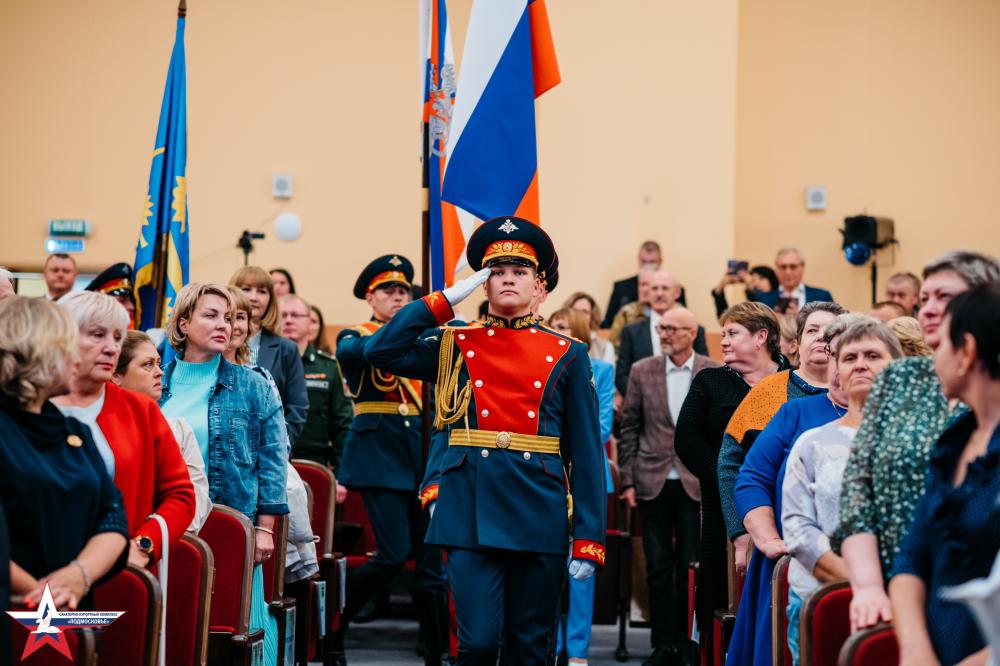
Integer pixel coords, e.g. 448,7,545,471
178,0,187,18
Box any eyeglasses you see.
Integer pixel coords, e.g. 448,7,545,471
658,325,695,335
281,312,310,319
776,263,803,270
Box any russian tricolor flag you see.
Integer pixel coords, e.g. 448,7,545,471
441,0,560,270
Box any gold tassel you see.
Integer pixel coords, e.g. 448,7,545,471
434,329,473,429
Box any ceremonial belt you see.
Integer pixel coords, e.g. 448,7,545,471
449,429,561,455
354,401,420,417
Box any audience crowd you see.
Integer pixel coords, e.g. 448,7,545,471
0,242,998,666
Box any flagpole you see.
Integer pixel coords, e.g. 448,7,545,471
420,116,433,471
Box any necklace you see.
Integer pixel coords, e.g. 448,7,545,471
827,393,847,417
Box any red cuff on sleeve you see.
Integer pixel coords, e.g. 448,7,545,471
420,484,439,509
422,292,455,325
572,539,606,567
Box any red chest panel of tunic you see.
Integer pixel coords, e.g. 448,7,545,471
453,325,572,436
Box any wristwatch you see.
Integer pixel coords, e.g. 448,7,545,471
134,535,154,556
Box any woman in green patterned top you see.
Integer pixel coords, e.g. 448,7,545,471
831,250,999,634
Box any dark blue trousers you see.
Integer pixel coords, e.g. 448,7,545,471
344,488,446,621
447,546,565,666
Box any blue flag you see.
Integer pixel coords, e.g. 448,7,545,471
134,17,188,332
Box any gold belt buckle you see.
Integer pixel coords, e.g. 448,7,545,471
397,403,410,416
495,431,511,449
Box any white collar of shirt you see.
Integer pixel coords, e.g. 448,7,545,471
665,352,695,375
783,283,807,308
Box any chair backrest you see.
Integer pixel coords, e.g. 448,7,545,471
92,564,163,666
165,533,215,666
800,580,852,666
261,514,289,603
837,623,898,666
199,504,255,635
771,555,793,666
337,485,377,555
291,459,335,556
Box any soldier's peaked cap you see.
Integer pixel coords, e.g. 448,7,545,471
466,216,556,279
85,262,133,297
352,254,414,299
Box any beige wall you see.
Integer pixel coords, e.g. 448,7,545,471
0,0,738,329
2,1,997,330
734,0,1000,312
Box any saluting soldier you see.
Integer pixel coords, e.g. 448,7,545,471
366,218,607,665
330,255,448,666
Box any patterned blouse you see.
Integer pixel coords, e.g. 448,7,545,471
831,356,966,575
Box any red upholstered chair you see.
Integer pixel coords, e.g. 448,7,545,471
800,580,851,666
592,460,632,662
92,563,163,666
165,533,214,666
292,459,347,664
771,555,793,666
261,514,297,665
334,483,376,569
200,504,265,666
838,623,898,666
9,603,95,666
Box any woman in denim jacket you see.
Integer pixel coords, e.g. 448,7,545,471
159,282,288,666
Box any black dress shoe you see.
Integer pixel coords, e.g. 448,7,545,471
329,649,348,666
642,645,677,666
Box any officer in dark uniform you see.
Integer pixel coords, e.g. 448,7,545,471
85,262,136,328
366,219,607,665
332,254,448,666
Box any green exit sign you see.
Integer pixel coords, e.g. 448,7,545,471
48,219,92,237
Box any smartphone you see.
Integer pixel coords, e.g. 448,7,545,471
727,259,749,275
776,296,794,313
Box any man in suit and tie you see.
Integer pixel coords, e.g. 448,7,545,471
754,247,833,315
615,271,708,396
602,240,663,327
619,306,721,666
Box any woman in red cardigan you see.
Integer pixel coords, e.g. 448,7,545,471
53,292,194,567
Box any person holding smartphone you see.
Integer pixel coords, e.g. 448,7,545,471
711,261,779,319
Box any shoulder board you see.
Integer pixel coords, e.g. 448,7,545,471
537,323,583,345
316,349,336,360
350,322,382,337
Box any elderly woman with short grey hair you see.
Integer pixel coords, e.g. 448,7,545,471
781,317,903,664
53,291,195,569
832,250,1000,634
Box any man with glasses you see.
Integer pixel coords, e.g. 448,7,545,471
756,247,833,315
279,294,353,476
616,271,708,397
619,306,720,666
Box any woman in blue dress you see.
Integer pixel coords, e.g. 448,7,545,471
727,314,859,665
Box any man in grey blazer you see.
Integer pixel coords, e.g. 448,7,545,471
619,306,721,666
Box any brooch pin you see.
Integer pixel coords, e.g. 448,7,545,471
66,435,83,447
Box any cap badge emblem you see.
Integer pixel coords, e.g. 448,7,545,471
498,220,519,234
495,431,511,449
388,255,403,267
502,241,514,252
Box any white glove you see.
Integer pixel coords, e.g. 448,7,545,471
442,268,491,306
428,502,436,519
568,558,596,581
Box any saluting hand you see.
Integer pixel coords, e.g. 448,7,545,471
442,268,491,306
